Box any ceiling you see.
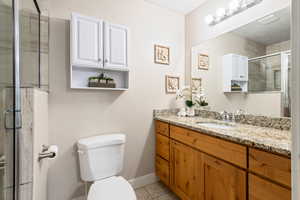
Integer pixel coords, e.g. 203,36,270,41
145,0,208,14
233,7,290,46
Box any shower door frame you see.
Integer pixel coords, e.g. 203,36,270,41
12,0,21,198
11,0,41,199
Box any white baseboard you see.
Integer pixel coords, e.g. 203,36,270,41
129,173,158,189
72,196,85,200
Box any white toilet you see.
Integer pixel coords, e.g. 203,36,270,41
77,134,137,200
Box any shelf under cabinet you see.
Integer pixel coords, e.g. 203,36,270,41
71,65,129,91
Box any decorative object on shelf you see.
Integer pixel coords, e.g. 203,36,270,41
191,78,202,93
198,54,209,70
165,75,179,94
88,73,116,88
205,0,263,26
176,86,209,117
231,83,242,91
155,45,170,65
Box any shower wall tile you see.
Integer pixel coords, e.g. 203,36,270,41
4,183,33,200
20,88,34,185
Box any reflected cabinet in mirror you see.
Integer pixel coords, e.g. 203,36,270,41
190,6,291,118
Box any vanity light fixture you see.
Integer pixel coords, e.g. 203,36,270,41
205,0,263,26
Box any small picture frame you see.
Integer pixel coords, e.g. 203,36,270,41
198,54,209,70
155,45,170,65
191,78,202,93
165,75,180,94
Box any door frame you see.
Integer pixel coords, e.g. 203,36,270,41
292,0,300,199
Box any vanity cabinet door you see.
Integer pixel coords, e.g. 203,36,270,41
71,13,103,68
200,154,246,200
249,174,291,200
170,140,199,200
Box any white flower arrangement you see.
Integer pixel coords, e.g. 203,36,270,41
176,86,208,108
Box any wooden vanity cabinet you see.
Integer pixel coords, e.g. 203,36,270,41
155,120,291,200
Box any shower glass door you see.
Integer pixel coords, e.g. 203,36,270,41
0,0,18,199
0,0,43,199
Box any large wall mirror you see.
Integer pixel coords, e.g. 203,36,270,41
190,6,291,118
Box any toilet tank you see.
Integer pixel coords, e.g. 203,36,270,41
77,134,126,182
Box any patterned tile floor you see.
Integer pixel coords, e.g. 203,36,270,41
135,181,179,200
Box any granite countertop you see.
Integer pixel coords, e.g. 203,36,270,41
154,114,291,157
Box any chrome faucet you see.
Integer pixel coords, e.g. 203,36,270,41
220,111,230,121
232,109,246,122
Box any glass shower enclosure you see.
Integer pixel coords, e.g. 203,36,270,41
0,0,47,199
248,51,292,117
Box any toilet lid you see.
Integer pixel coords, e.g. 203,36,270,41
88,176,136,200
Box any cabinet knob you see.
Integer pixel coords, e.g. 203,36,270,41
98,58,102,62
104,59,108,63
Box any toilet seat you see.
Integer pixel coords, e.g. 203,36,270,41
88,176,136,200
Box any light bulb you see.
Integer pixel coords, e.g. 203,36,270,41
229,0,241,14
216,8,226,19
205,15,214,25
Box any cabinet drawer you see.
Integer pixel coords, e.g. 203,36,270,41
155,120,169,136
156,134,170,161
156,156,169,186
249,174,291,200
170,125,247,168
249,148,291,188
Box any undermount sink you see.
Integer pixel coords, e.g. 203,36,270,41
196,122,234,130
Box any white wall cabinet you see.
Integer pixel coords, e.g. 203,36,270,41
223,54,248,93
70,13,129,90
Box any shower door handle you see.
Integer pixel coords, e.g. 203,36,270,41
4,108,22,130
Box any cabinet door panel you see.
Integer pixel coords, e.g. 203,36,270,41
249,174,291,200
238,56,248,81
104,23,128,69
201,154,246,200
156,156,170,186
156,134,170,161
71,14,103,67
170,140,198,200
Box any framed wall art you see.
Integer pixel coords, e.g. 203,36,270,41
165,75,179,94
191,78,202,93
198,53,209,70
154,45,170,65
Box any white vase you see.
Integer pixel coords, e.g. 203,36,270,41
186,107,195,117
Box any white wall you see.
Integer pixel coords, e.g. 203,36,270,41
185,0,291,83
47,0,185,199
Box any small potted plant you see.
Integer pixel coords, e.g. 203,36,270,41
88,76,100,87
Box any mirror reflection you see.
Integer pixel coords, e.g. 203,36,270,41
191,6,291,118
